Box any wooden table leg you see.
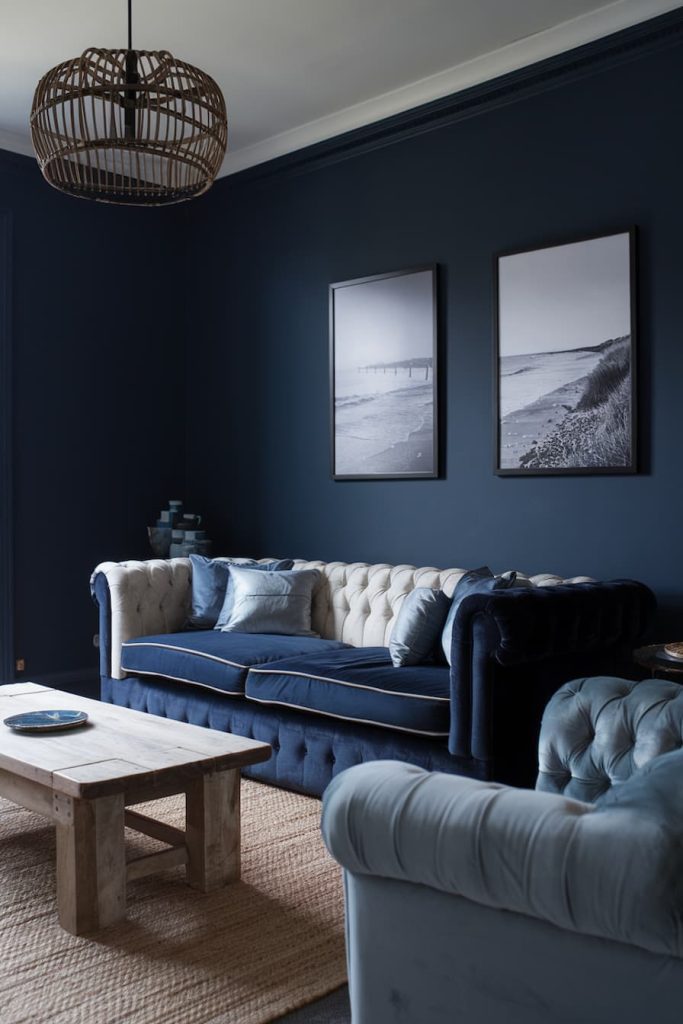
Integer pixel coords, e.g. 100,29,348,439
54,792,126,935
185,768,240,892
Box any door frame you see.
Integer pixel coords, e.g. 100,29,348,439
0,211,13,682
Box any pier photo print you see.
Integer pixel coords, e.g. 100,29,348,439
494,229,636,475
330,266,438,479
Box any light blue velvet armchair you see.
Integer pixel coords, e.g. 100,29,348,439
322,676,683,1024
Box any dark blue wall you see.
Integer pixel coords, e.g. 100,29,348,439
4,15,683,685
0,150,187,680
185,23,683,634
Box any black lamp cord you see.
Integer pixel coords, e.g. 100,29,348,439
124,0,137,138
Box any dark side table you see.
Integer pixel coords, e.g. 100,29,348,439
634,644,683,680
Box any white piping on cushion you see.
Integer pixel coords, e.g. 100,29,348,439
248,666,450,702
98,556,594,680
121,640,249,670
244,693,450,737
122,665,245,696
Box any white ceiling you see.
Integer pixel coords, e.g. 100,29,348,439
0,0,679,176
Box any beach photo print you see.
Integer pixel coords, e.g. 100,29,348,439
330,266,438,479
494,229,636,475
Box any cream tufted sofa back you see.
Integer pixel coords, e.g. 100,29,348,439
93,557,592,679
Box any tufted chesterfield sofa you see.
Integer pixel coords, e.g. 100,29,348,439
91,557,655,796
322,675,683,1024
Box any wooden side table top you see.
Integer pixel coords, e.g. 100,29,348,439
0,682,271,802
634,644,683,678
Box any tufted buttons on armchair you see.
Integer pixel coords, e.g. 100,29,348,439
537,675,683,801
323,676,683,1024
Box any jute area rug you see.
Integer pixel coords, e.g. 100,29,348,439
0,780,346,1024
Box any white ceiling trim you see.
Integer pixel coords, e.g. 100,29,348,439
220,0,681,177
0,0,679,176
0,129,34,160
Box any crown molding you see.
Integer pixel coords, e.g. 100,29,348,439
218,0,683,178
219,4,683,190
1,1,682,177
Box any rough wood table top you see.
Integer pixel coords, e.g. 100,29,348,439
0,682,272,800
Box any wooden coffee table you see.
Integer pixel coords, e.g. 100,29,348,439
0,683,271,935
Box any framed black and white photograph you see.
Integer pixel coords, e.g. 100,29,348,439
330,266,438,480
494,228,637,476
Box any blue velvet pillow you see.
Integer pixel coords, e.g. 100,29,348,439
390,588,452,667
219,566,321,637
441,567,517,666
189,555,294,629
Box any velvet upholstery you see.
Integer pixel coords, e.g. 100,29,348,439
101,673,480,795
447,579,655,778
323,751,683,1023
537,675,683,800
389,587,451,667
338,872,683,1024
441,567,514,665
245,647,450,736
120,631,348,696
323,757,683,957
93,564,655,793
92,558,595,680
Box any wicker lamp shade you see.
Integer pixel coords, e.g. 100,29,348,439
30,48,227,205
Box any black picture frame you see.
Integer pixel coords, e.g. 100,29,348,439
493,227,637,476
330,265,438,480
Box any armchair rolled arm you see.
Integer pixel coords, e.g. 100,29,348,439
322,758,683,959
90,558,192,679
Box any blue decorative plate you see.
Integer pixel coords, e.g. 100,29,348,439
3,709,89,733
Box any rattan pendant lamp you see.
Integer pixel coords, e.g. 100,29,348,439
30,0,228,205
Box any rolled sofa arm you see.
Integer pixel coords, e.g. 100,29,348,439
450,579,656,667
447,579,656,767
91,559,192,679
321,758,683,959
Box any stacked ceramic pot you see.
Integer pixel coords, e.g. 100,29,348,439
148,500,212,558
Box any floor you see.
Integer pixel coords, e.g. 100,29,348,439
275,986,350,1023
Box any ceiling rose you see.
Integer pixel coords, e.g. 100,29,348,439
29,1,227,206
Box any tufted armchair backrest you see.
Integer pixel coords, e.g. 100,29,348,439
537,676,683,801
93,557,591,679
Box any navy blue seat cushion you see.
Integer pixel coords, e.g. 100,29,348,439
121,631,349,696
245,647,451,737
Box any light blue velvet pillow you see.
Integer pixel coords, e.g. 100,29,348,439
219,566,321,636
389,588,452,667
189,555,294,629
441,567,517,666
